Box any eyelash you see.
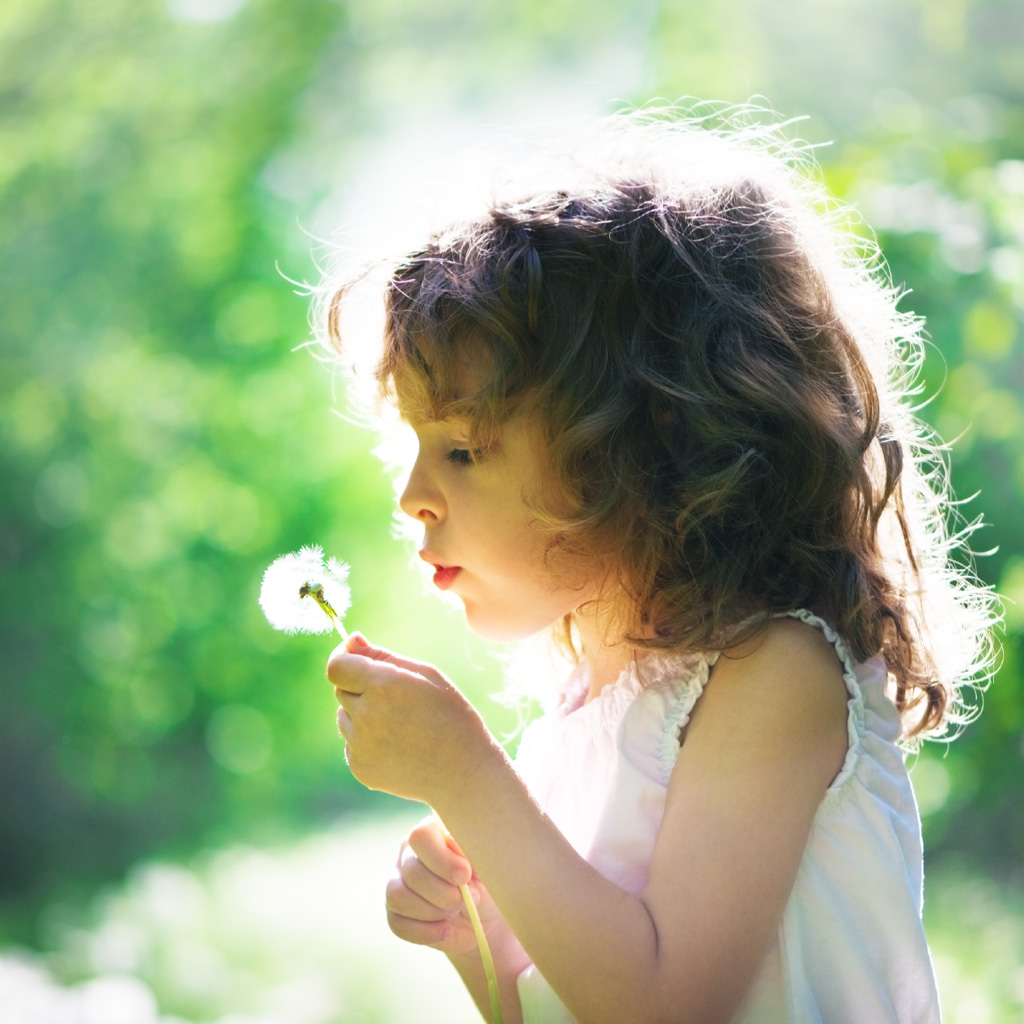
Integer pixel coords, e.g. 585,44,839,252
446,448,480,466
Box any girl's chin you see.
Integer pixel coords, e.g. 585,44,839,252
461,602,555,643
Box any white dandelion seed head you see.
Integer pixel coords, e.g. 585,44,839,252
259,545,351,635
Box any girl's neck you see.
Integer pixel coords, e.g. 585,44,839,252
581,642,635,701
573,590,639,701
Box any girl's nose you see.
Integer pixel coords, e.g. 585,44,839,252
399,460,444,522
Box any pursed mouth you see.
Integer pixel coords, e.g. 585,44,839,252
431,565,462,590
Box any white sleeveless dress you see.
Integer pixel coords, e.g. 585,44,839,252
513,610,942,1023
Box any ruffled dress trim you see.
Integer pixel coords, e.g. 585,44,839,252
555,610,866,801
654,650,719,781
555,649,720,773
778,609,867,809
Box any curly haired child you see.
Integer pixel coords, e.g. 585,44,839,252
321,108,995,1024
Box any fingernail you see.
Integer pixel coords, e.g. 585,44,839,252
346,632,369,650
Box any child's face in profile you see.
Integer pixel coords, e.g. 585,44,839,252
398,410,605,641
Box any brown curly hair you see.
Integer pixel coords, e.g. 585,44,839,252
325,111,995,740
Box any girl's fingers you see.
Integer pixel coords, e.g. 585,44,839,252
327,651,427,701
346,632,439,676
386,827,490,956
326,635,449,695
385,907,454,947
407,818,473,886
386,827,475,951
326,650,373,696
395,842,467,912
385,867,462,920
336,706,352,738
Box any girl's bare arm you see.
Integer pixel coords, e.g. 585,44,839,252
428,620,848,1024
332,618,848,1024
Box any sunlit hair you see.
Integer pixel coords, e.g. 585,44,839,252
323,106,997,742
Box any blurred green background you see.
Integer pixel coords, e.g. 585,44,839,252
1,0,1022,1021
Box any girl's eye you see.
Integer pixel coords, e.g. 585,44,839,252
445,448,478,466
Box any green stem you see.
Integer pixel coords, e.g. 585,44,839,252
439,819,503,1024
304,586,348,641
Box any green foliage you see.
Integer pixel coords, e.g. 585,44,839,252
1,0,1021,948
0,0,516,919
0,0,331,906
2,813,483,1024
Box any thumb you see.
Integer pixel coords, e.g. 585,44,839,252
343,633,449,686
344,631,372,653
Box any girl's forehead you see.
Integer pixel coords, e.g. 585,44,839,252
391,337,498,423
400,410,471,432
412,329,496,388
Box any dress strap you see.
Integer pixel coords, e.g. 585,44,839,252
776,609,868,806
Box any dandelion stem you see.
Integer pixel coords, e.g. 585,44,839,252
460,881,503,1024
437,818,503,1024
299,581,348,640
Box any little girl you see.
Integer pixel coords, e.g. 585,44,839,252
321,111,994,1023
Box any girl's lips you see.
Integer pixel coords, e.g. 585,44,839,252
432,565,462,590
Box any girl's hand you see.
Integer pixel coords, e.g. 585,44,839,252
388,818,530,1023
386,817,501,956
327,633,498,806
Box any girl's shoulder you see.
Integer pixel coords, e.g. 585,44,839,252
627,610,891,790
711,612,851,696
696,613,851,741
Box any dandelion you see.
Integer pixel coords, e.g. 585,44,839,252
256,544,501,1023
259,545,350,638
